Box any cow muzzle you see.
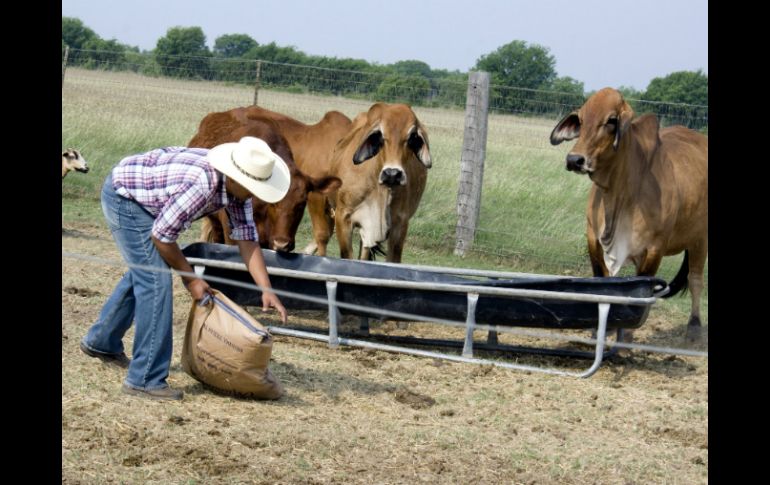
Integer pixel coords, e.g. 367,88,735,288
379,167,407,187
271,237,295,253
566,153,587,173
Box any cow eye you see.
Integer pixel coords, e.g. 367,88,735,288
407,131,424,152
606,117,618,132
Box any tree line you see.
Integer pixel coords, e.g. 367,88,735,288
62,17,707,128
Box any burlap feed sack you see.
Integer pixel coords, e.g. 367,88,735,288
181,289,284,399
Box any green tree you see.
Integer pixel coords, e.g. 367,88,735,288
536,76,585,116
390,60,432,78
155,26,212,79
474,40,557,89
549,76,584,96
643,69,708,106
245,42,308,64
428,71,468,108
617,85,644,100
62,17,97,50
642,70,708,129
213,34,258,58
375,74,431,105
81,38,128,69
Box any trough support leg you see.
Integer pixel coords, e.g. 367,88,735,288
487,330,498,346
576,303,611,378
462,293,480,358
359,317,370,336
326,280,340,349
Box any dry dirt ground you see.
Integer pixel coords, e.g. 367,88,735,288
62,221,707,484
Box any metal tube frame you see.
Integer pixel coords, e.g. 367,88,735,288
187,258,655,378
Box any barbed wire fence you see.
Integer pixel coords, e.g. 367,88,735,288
62,47,708,276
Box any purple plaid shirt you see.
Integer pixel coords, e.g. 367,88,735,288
111,146,258,243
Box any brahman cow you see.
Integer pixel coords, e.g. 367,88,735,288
325,102,432,261
62,148,89,179
550,87,708,341
188,114,341,252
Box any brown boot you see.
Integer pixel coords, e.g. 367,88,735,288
122,383,183,401
80,340,131,369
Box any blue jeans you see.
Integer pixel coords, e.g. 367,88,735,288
82,173,174,390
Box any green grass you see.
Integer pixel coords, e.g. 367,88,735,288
62,67,707,324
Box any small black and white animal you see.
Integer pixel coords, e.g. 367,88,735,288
62,148,89,179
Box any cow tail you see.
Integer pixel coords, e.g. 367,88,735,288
661,251,690,299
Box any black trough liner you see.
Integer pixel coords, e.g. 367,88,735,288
182,242,664,330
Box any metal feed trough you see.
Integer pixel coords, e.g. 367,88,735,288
182,243,666,378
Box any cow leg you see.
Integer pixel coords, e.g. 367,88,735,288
387,220,408,263
586,227,609,277
306,193,333,256
685,242,708,342
335,211,354,259
615,248,664,346
636,247,663,277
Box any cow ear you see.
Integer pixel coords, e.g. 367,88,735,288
614,102,635,150
353,130,383,164
408,126,432,168
550,112,580,145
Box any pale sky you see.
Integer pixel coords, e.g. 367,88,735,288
61,0,708,92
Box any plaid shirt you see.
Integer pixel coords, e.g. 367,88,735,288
111,146,258,243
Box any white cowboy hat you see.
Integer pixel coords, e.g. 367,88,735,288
207,136,291,203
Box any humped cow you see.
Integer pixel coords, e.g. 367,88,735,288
324,102,432,261
550,87,708,341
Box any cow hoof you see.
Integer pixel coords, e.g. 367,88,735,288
615,346,633,358
686,317,702,342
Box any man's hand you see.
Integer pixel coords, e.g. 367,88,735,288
186,278,212,301
237,239,289,324
262,291,287,324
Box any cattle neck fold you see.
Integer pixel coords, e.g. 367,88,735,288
594,133,640,262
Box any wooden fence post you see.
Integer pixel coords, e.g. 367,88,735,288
454,71,490,256
62,45,70,89
252,60,262,106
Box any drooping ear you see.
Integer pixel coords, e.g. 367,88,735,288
614,101,635,150
629,113,661,162
408,125,432,168
353,129,384,164
550,112,581,145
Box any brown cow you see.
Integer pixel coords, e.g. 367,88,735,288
550,87,708,341
325,102,432,261
62,148,89,178
188,114,341,252
236,106,354,255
